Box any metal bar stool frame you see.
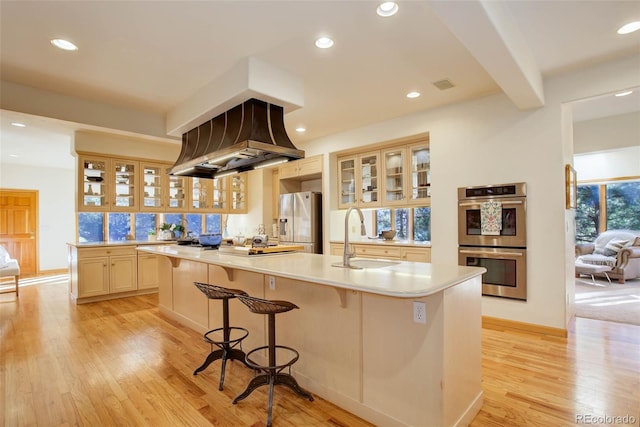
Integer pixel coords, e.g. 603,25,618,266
232,294,313,427
193,282,252,391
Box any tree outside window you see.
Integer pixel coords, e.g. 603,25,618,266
78,213,104,242
576,180,640,244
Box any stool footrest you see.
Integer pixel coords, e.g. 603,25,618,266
202,326,249,347
232,372,314,404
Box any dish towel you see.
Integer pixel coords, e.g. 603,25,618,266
481,201,502,235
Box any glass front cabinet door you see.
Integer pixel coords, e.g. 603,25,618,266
358,151,380,207
382,147,406,206
229,173,248,214
140,162,166,211
409,142,430,204
79,156,109,211
112,159,138,210
212,177,228,212
167,175,188,210
190,177,215,211
338,156,357,208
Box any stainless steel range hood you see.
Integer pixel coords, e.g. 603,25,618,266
169,98,304,178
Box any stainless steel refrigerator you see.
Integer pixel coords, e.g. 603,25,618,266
279,191,323,254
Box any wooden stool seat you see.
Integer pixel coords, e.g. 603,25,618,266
192,282,252,391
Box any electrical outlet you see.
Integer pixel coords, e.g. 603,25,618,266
413,301,426,324
351,225,356,233
268,276,276,290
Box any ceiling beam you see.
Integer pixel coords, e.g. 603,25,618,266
428,0,544,110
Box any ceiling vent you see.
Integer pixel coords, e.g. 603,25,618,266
432,79,455,91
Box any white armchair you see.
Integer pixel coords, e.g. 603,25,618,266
0,245,20,296
575,230,640,284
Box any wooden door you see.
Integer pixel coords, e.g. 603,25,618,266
0,189,38,275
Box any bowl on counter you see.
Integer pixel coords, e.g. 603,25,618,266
381,230,396,240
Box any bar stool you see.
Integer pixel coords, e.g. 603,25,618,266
193,282,252,390
232,294,313,427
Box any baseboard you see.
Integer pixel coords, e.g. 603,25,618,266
482,316,567,338
38,268,68,276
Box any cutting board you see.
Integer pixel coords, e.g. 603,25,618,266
247,244,305,255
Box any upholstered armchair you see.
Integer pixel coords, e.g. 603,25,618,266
575,230,640,284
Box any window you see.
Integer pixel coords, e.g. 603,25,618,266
78,213,104,243
576,180,640,244
78,211,224,242
108,213,131,241
205,214,222,234
413,207,431,242
135,213,157,240
374,207,430,241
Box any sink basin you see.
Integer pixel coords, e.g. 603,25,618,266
332,259,400,269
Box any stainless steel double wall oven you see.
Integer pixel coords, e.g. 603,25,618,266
458,183,527,300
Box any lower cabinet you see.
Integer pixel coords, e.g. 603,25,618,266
69,244,156,303
138,253,161,290
329,242,431,263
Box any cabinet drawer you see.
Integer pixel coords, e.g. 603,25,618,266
78,246,137,259
354,245,402,259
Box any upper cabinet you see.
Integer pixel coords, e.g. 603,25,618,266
337,138,430,209
279,155,323,180
229,173,248,213
408,142,430,204
79,155,110,211
140,162,167,211
79,155,140,211
337,152,381,208
78,154,249,214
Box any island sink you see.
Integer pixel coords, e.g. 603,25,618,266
336,258,400,269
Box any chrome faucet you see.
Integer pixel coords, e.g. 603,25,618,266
341,207,367,269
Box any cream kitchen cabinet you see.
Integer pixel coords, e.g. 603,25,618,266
278,155,323,179
71,245,138,301
337,139,430,209
140,162,170,211
329,242,431,263
229,173,248,213
138,253,161,290
407,141,431,205
381,142,430,206
78,155,140,212
338,152,381,209
185,173,248,213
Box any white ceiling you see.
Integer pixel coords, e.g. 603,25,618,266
1,0,639,170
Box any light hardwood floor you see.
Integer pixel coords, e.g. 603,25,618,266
1,275,639,426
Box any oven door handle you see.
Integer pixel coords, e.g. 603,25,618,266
459,250,523,257
458,200,524,207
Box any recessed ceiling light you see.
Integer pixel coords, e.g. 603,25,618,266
295,127,306,133
377,2,399,17
51,38,78,51
406,91,420,99
614,90,633,97
315,36,334,49
617,21,640,35
10,122,26,127
9,154,19,158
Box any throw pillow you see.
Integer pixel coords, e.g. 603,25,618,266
633,237,640,247
602,238,629,257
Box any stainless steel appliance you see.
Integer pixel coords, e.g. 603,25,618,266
457,182,526,248
458,183,527,300
279,191,322,254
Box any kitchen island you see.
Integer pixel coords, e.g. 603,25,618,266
138,244,485,427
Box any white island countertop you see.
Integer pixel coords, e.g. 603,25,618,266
138,244,484,298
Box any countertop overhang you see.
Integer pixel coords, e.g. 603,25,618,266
138,244,484,298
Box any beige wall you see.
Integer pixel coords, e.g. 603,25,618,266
302,54,640,330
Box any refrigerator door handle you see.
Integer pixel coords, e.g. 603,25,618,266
279,218,288,237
